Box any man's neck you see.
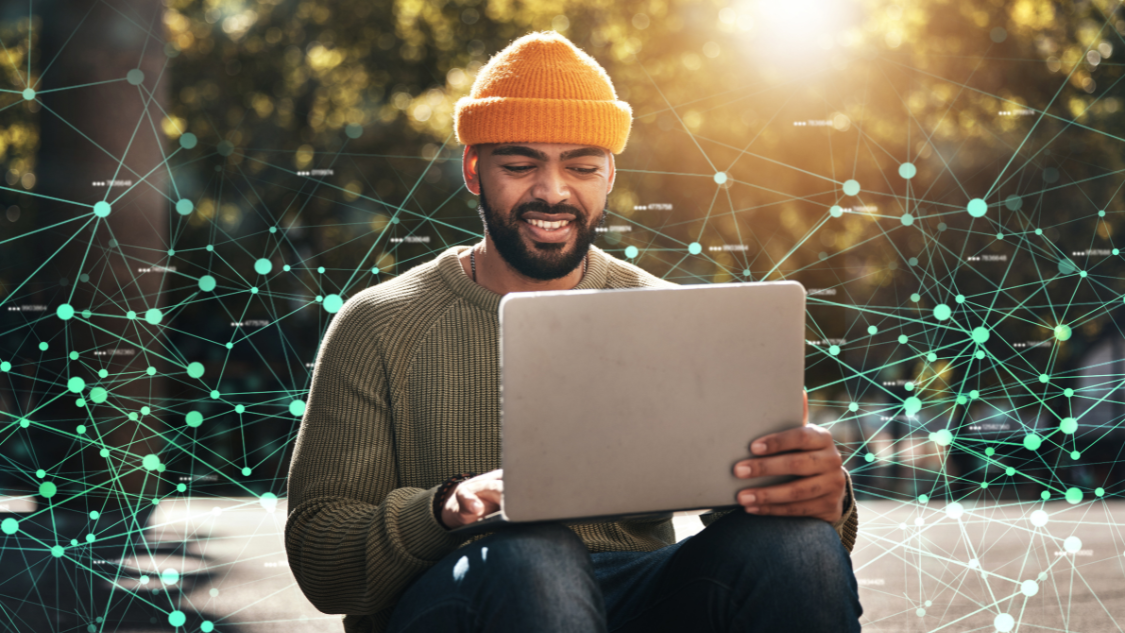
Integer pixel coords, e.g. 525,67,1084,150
458,238,586,296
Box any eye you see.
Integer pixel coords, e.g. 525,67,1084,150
571,167,599,174
501,165,534,173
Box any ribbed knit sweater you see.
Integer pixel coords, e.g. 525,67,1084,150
285,244,860,633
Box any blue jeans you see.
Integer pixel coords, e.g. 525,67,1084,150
385,511,862,632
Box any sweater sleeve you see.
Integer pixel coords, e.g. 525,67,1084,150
699,468,859,553
284,295,464,615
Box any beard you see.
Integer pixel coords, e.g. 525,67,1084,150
477,178,606,281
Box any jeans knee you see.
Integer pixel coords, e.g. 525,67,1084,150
704,513,854,593
476,523,594,592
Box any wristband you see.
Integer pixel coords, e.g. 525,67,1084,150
433,472,477,526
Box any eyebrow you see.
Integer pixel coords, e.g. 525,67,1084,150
489,145,606,161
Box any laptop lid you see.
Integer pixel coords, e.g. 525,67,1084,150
498,281,807,524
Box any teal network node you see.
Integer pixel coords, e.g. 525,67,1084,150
93,201,111,217
898,162,916,179
842,179,860,195
966,198,987,217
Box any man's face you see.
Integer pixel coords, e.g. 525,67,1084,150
465,142,614,280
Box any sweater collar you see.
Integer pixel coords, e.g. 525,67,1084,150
436,244,612,314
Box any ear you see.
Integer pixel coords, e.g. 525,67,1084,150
606,152,616,194
463,145,481,195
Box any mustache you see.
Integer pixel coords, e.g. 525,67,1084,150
512,199,584,220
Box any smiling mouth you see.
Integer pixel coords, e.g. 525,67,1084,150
524,218,571,231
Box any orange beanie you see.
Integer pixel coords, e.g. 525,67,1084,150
454,31,633,154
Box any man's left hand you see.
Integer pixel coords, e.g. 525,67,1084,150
733,390,847,523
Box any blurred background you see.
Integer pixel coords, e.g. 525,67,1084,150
1,0,1124,630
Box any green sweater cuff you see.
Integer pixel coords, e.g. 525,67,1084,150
397,485,464,561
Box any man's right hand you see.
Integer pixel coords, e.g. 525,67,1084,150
439,469,503,529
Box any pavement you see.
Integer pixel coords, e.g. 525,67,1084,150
1,499,1122,632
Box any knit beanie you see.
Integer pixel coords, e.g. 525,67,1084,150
453,31,633,154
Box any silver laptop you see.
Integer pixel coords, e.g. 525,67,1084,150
452,281,807,535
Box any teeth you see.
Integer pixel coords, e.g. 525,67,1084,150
527,218,570,230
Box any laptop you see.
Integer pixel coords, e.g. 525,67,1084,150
452,280,807,535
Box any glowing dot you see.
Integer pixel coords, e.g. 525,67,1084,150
849,402,859,411
829,205,843,218
945,502,964,519
898,335,908,344
916,608,925,617
1096,487,1105,497
828,345,840,356
126,310,136,320
56,304,75,320
1065,488,1083,504
260,492,278,511
1064,536,1082,552
94,201,111,217
168,610,186,627
867,326,877,335
39,482,57,498
89,387,107,404
254,258,273,275
370,266,379,274
1059,417,1077,434
317,266,325,274
1,518,18,534
910,293,920,302
904,397,921,416
1005,466,1015,476
713,172,728,184
966,198,987,218
187,362,205,378
235,404,245,414
1054,324,1071,341
162,568,180,585
147,366,157,376
323,294,343,314
241,467,252,476
1038,374,1049,383
22,88,35,100
142,454,161,470
1058,259,1076,275
1,362,9,372
201,622,215,633
145,308,163,325
843,179,860,196
994,614,1014,632
1004,194,1022,210
179,133,198,150
289,399,306,416
1021,580,1038,597
198,276,216,292
864,453,874,462
126,69,144,85
898,162,916,179
50,545,64,557
67,377,85,393
933,429,952,446
955,294,965,304
900,213,914,226
625,245,639,259
970,327,989,344
345,124,363,139
918,494,928,503
210,390,221,399
1070,450,1081,460
1064,388,1074,397
186,411,203,427
175,199,193,215
933,304,952,321
1023,434,1041,451
39,342,48,351
250,287,259,294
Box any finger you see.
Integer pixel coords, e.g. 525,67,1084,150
742,491,842,522
455,489,486,518
751,424,832,456
802,390,809,425
734,447,842,478
737,469,845,506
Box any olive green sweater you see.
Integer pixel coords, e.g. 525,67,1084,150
285,244,859,633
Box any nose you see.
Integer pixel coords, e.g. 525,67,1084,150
528,164,570,207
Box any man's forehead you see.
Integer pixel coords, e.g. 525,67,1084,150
481,143,608,160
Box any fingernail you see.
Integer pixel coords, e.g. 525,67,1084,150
743,493,756,504
735,464,751,478
745,506,759,513
752,441,766,454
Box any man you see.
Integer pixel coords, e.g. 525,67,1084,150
286,31,862,633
